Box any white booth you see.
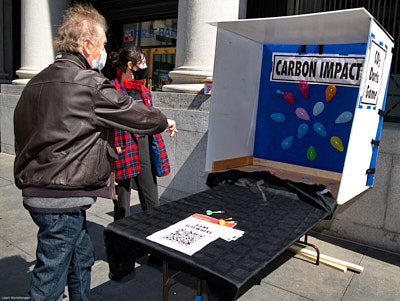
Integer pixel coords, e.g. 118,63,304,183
205,8,394,204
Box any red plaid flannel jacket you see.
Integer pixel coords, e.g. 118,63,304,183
111,78,170,180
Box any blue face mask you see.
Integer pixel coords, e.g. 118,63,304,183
90,41,107,70
91,48,107,70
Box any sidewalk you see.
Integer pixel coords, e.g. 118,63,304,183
0,152,399,300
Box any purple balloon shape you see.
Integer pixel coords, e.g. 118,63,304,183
295,107,310,121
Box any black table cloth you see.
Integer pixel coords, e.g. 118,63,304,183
104,170,337,300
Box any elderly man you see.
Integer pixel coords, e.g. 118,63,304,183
13,3,176,300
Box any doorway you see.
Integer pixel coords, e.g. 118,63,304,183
143,47,176,91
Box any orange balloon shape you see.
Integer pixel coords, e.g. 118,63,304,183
325,84,336,102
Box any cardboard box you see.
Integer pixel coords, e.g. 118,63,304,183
205,8,394,204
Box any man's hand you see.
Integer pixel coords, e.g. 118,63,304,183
166,119,178,137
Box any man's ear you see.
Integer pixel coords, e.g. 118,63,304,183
81,38,93,67
82,38,93,56
127,61,133,70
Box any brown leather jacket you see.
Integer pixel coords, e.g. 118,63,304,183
14,53,168,198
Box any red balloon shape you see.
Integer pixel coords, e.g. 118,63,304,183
299,80,309,98
283,92,295,104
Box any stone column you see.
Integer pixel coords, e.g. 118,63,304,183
163,0,241,93
13,0,70,85
0,0,13,84
0,1,7,83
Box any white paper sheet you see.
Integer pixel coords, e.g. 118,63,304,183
146,214,244,256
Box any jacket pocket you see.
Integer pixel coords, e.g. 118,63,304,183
95,130,118,184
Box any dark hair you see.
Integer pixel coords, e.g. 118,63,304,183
109,47,144,73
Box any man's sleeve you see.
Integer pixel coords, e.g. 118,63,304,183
93,79,168,135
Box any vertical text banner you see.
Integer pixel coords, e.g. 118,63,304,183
361,39,387,106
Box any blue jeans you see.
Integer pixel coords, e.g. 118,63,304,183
28,210,94,301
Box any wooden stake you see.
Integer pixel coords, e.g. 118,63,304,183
288,246,347,272
288,245,364,273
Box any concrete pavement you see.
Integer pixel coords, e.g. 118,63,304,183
0,152,399,300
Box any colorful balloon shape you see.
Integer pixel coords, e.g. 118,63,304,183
284,92,295,105
281,136,294,150
295,107,310,121
330,136,344,152
299,80,309,98
325,84,336,102
297,123,309,139
270,113,285,123
335,111,353,124
307,146,317,161
313,101,324,116
313,122,327,137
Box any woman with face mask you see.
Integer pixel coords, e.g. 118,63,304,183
109,47,176,221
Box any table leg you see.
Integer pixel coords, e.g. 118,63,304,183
298,234,320,265
196,277,203,300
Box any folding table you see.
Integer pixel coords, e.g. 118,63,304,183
104,170,337,300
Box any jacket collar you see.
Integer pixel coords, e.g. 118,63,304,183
54,52,91,70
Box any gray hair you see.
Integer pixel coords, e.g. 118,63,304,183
54,3,107,53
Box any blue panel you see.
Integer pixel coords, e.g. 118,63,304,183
254,43,367,173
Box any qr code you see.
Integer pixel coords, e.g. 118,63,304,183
163,228,205,246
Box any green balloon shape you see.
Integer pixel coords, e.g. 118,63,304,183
307,146,316,161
